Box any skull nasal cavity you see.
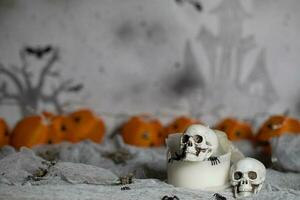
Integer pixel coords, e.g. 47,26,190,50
187,140,193,146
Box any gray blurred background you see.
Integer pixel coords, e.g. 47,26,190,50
0,0,299,128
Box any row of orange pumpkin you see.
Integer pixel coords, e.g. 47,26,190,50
0,109,105,149
0,110,300,149
121,114,300,148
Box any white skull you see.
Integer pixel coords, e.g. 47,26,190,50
230,157,266,198
180,124,218,161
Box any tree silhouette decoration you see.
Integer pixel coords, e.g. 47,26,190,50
0,45,83,116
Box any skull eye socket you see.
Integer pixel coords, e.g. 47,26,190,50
182,135,190,143
193,135,203,143
234,171,243,180
248,171,257,180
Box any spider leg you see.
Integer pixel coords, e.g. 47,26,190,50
213,193,227,200
174,152,182,160
208,156,220,166
173,195,180,200
208,157,213,165
162,195,169,200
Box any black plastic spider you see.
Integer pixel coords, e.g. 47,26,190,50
121,186,131,191
208,156,220,166
168,149,186,163
162,195,180,200
213,193,227,200
118,173,134,185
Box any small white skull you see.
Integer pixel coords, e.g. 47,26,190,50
230,157,266,198
180,124,218,161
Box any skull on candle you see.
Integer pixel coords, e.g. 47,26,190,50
179,124,219,161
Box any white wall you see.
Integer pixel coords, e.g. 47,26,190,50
0,0,300,128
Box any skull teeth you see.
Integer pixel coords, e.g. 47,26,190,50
238,187,253,192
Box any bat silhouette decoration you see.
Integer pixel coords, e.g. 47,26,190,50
67,84,84,92
25,45,53,59
174,0,202,11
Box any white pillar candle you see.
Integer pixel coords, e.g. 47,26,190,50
167,152,231,190
166,132,232,191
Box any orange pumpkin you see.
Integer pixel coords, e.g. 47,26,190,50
0,118,10,147
215,118,253,141
255,115,300,155
47,115,73,144
256,115,300,142
11,116,49,149
121,115,163,147
163,116,200,137
152,120,165,146
67,109,105,143
86,119,106,143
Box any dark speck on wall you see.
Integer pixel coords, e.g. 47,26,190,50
99,66,106,74
116,21,136,43
115,19,166,45
170,68,203,95
94,12,101,19
131,83,146,95
145,23,166,44
139,20,147,27
166,41,205,96
174,62,181,69
30,14,37,20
